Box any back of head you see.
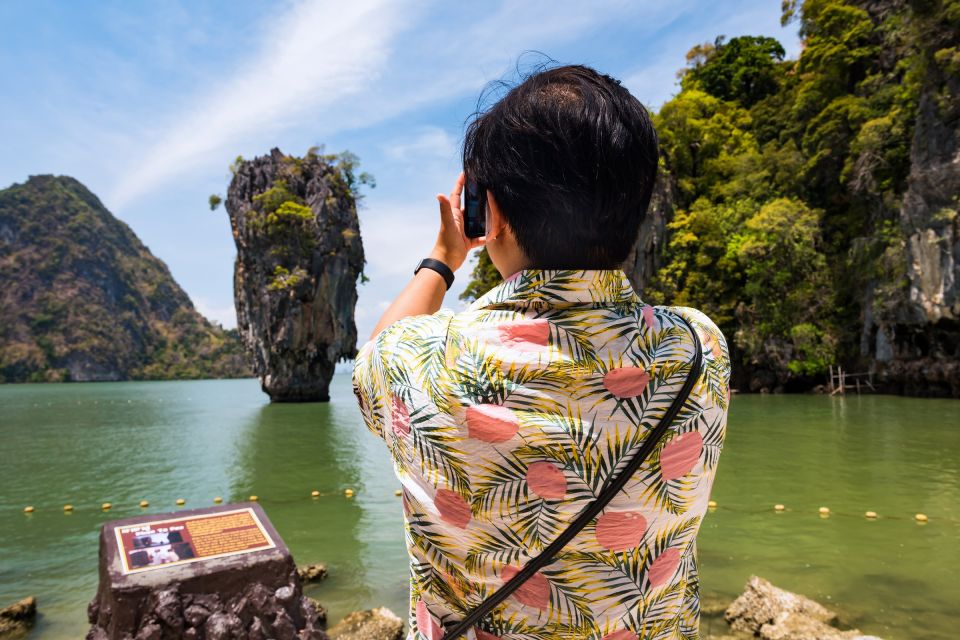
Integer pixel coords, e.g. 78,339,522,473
464,64,660,269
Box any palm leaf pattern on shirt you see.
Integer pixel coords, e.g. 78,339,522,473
353,269,731,640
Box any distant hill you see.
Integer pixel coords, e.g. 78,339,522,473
0,175,250,382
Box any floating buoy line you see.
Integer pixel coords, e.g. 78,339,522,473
13,494,944,526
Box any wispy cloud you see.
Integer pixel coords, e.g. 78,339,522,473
192,295,238,329
108,0,407,209
383,127,457,163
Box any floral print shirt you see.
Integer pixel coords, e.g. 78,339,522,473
352,269,730,640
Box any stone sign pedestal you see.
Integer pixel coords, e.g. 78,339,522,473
86,503,326,640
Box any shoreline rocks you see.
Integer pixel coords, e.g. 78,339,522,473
0,597,36,638
298,564,328,584
326,608,404,640
722,576,882,640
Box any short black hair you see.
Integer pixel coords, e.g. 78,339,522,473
463,63,660,269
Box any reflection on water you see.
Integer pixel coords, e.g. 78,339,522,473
0,378,957,639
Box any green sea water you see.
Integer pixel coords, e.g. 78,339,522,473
0,376,957,639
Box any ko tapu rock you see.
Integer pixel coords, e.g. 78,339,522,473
225,148,366,402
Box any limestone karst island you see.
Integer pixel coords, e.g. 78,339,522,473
1,2,958,640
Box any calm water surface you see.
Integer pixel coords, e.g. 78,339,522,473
0,377,957,639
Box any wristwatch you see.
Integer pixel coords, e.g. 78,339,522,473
415,258,454,290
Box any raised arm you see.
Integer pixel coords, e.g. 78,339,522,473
369,172,484,340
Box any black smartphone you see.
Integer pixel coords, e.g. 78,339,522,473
463,177,487,238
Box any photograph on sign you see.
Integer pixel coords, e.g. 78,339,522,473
113,507,276,575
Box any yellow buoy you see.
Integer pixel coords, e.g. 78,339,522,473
819,506,830,515
23,506,34,514
774,504,785,512
102,502,112,511
344,488,355,498
213,496,223,504
63,504,74,512
311,490,320,498
139,500,149,508
176,498,186,506
249,495,258,502
865,511,878,519
915,513,928,523
394,489,402,497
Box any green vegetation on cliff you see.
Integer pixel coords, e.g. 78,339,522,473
463,0,960,392
0,175,250,382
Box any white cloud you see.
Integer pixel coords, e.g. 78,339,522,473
104,0,694,211
383,127,457,163
621,54,685,111
358,202,441,277
108,0,406,209
192,295,238,329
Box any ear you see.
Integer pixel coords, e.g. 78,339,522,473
486,190,508,239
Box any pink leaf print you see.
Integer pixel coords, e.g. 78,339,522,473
703,331,723,357
595,511,647,552
648,547,681,587
660,431,704,480
416,599,442,640
603,366,651,398
435,489,472,529
501,565,550,609
498,319,550,352
602,631,640,640
474,630,501,640
526,461,567,500
466,404,519,443
391,394,410,436
642,304,657,331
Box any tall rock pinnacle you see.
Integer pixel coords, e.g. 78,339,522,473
225,148,366,402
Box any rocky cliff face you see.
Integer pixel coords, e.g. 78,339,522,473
622,159,675,293
225,149,365,402
0,175,249,382
862,3,960,396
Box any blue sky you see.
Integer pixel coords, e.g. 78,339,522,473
0,0,801,340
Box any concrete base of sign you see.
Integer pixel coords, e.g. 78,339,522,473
85,503,328,640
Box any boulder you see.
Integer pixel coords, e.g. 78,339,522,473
0,596,36,638
725,576,882,640
326,607,404,640
298,564,329,584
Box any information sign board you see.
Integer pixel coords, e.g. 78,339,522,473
113,506,276,574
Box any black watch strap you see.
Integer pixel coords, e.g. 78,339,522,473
415,258,454,290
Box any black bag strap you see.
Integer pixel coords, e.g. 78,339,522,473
441,312,704,640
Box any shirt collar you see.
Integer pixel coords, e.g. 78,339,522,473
468,269,643,310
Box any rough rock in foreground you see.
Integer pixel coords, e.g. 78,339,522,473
0,596,36,638
226,148,366,402
326,608,404,640
724,576,882,640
